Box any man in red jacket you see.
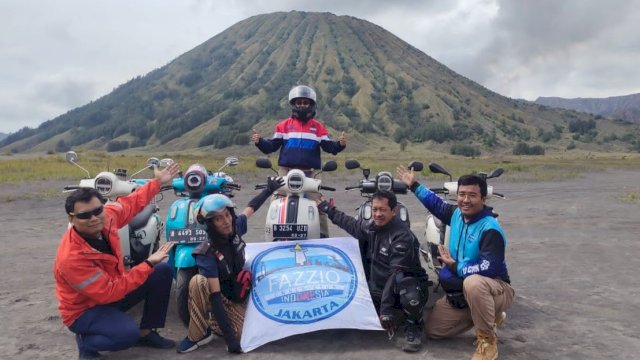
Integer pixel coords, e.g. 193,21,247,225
54,162,179,359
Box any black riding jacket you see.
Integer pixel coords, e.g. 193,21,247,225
192,215,247,302
324,207,426,315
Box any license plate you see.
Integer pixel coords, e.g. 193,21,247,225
272,224,308,239
167,228,207,244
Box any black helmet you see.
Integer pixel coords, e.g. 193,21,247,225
288,85,317,122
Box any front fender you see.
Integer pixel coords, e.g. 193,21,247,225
172,244,198,269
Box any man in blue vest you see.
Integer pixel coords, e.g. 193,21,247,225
397,167,514,360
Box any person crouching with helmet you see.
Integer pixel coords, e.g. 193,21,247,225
176,177,284,354
251,85,346,238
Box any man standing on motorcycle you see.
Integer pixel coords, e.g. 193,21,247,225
177,177,284,354
315,190,429,353
396,167,514,360
54,162,180,359
251,84,346,237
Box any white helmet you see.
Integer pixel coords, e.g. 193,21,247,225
288,85,317,121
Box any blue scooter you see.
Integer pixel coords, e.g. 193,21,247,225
166,157,240,326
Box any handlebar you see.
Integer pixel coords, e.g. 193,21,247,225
63,185,80,191
225,183,241,191
345,185,360,191
320,185,336,191
492,192,506,199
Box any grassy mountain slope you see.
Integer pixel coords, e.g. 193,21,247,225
2,11,639,155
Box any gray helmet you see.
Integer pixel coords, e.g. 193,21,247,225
288,85,317,122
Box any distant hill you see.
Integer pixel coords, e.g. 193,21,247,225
536,93,640,124
2,11,639,155
0,133,7,142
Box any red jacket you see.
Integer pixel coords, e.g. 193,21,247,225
255,117,345,170
53,179,161,326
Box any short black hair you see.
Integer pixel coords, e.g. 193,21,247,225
372,190,397,209
457,174,488,197
65,188,104,214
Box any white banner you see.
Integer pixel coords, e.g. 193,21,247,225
240,237,383,352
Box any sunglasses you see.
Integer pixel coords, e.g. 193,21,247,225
70,205,104,220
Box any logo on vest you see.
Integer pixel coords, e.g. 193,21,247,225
251,243,357,324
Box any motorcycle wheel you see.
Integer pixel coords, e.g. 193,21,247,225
176,267,198,327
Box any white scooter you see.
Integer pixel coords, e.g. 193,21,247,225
255,158,337,241
420,162,505,289
344,159,423,227
64,151,172,268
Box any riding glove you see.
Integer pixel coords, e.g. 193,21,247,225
316,200,334,214
379,314,396,330
248,176,284,212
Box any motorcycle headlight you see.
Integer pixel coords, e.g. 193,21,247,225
398,207,408,222
288,173,304,192
184,171,206,194
376,172,393,191
363,203,372,220
95,176,112,196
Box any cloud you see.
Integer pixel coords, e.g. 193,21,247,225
465,0,640,99
0,0,639,133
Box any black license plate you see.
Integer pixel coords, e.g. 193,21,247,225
167,228,208,244
272,224,308,239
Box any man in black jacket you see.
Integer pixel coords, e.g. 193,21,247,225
316,190,428,352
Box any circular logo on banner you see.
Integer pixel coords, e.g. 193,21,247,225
251,243,357,324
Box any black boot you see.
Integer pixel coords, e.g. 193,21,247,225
402,322,423,352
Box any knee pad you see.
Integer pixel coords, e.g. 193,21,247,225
397,275,428,322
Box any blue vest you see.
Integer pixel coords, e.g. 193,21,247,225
449,208,506,277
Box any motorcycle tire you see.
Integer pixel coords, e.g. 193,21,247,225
176,267,198,327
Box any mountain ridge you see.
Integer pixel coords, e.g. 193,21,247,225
535,93,640,124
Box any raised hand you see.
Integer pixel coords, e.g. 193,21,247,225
395,166,416,187
267,176,285,192
155,162,180,186
251,128,261,144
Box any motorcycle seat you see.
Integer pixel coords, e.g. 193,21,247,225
129,204,156,231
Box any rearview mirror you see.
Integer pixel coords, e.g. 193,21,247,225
408,161,423,172
65,151,78,164
487,168,504,179
256,158,272,169
345,159,360,170
225,156,239,167
160,158,174,167
322,160,338,172
146,157,160,168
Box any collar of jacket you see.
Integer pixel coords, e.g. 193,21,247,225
462,205,495,224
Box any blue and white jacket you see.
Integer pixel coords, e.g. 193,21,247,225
256,117,345,170
412,183,510,284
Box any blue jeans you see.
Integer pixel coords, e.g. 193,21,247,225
68,262,172,352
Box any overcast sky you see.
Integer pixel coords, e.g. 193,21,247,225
1,0,639,133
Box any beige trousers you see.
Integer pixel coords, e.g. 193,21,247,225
187,274,246,341
425,274,514,339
